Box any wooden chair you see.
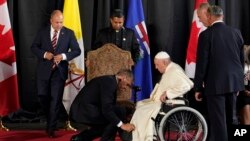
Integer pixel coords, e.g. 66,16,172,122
86,43,134,102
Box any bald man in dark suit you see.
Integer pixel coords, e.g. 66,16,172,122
31,10,81,138
194,5,244,141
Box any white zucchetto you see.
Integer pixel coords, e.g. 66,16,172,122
155,51,170,59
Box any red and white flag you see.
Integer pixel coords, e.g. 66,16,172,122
185,0,207,78
0,0,20,116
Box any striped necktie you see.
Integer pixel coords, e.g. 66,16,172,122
52,30,58,69
52,30,58,49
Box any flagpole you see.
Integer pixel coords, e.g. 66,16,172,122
62,0,84,132
62,66,84,131
0,117,9,131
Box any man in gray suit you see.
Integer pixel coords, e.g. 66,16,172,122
194,5,244,141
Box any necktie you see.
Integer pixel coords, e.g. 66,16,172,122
52,30,58,69
52,30,58,49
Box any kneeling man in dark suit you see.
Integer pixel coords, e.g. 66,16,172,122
70,69,135,141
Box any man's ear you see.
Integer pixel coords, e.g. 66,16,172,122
117,76,122,81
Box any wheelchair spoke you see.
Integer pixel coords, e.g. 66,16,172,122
157,106,208,141
162,110,205,141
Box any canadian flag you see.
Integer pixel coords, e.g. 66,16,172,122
185,0,207,78
0,0,20,116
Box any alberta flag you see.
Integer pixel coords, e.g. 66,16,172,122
126,0,153,101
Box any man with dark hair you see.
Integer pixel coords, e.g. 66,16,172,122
111,9,124,18
93,9,140,63
194,5,244,141
70,69,135,141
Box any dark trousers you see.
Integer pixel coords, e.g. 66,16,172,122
205,92,238,141
75,125,117,141
71,106,126,141
37,69,65,131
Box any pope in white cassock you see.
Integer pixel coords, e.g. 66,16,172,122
130,51,194,141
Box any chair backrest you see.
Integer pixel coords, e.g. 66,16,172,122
86,43,134,101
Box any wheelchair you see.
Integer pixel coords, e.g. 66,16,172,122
153,98,208,141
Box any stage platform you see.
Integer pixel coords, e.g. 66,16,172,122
0,122,123,141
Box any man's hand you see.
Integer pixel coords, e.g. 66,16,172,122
54,54,63,65
195,92,203,101
160,91,168,102
45,52,54,60
120,123,135,132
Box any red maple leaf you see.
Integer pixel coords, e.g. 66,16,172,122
0,24,16,65
186,22,200,64
0,0,5,5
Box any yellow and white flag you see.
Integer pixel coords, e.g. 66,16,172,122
63,0,85,113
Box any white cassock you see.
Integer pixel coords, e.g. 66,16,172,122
130,62,194,141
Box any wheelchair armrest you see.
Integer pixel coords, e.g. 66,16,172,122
172,97,189,106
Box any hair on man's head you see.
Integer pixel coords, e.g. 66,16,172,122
111,9,124,18
208,5,223,17
199,2,210,10
117,69,133,80
51,10,62,18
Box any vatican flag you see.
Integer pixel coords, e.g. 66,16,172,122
62,0,85,113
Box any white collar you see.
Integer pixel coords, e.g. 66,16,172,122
211,20,223,26
50,26,61,33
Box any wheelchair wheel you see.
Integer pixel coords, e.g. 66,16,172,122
158,106,207,141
